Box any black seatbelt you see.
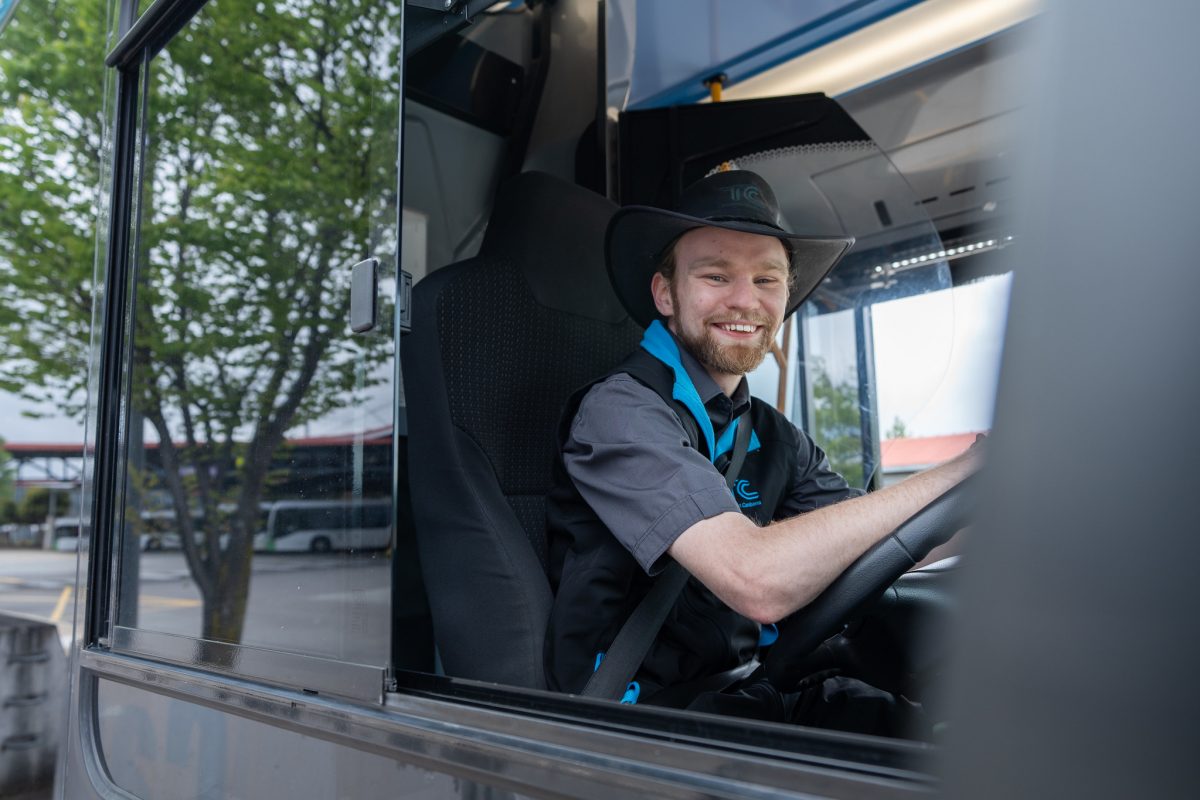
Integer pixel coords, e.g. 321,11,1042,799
581,414,754,701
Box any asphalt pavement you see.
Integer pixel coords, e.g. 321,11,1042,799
0,549,79,649
0,546,392,665
1,546,394,800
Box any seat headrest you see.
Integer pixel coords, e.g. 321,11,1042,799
479,171,628,324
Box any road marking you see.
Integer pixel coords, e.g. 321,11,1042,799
50,586,73,622
1,591,199,613
141,596,201,609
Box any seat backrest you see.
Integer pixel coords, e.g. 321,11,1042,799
402,171,642,688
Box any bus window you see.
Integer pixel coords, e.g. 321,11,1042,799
107,0,404,677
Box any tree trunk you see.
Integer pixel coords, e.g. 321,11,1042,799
200,529,254,643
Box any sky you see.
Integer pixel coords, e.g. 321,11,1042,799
874,273,1011,436
0,390,86,444
746,271,1012,438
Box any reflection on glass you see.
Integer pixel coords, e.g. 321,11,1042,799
801,309,868,488
116,0,402,667
0,0,108,578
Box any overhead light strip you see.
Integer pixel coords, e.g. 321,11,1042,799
873,235,1015,275
722,0,1041,101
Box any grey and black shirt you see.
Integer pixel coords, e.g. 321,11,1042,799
545,326,862,697
560,330,860,573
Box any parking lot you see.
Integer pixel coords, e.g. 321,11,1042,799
0,549,79,647
0,547,391,664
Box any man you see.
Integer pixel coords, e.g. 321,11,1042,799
544,170,979,732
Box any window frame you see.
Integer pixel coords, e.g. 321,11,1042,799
91,0,400,702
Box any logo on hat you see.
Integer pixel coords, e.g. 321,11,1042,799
726,185,763,204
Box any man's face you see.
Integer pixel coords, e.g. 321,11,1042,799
651,226,790,381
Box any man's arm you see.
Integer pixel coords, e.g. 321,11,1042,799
667,448,980,624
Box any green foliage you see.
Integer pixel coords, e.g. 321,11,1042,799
17,488,73,523
2,0,402,641
886,416,909,440
0,438,13,508
0,0,110,418
810,358,866,488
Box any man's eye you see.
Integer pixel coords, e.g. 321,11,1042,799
703,274,727,283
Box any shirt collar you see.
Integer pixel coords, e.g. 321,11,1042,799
667,328,752,419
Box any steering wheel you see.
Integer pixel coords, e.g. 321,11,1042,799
763,477,975,686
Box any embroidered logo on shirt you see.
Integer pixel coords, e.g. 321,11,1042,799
735,479,762,509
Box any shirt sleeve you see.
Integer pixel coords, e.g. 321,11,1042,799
562,375,741,575
777,423,866,519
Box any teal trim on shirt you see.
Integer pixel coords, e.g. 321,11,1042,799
639,320,760,463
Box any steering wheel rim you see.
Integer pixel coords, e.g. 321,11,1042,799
763,476,975,686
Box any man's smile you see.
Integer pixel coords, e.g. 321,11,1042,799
712,321,766,339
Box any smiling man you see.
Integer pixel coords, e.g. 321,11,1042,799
544,170,978,733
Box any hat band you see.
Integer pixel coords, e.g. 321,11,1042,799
703,215,785,232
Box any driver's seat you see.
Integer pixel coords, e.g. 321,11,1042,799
402,171,642,688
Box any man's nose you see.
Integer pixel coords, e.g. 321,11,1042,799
725,276,758,309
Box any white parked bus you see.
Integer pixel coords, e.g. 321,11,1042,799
254,499,392,553
49,517,90,552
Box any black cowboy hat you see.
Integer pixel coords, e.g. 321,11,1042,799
606,170,855,328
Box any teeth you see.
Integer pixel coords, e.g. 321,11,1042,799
720,323,756,333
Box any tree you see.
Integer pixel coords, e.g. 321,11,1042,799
0,438,13,512
810,357,866,488
1,0,401,642
17,488,73,524
0,0,106,419
886,416,909,440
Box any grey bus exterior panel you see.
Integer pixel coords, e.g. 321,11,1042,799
78,648,931,799
110,626,386,704
93,677,465,800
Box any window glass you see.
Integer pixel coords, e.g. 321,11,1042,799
113,0,403,668
798,308,870,487
0,0,111,641
875,272,1011,484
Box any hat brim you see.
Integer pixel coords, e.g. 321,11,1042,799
606,206,855,329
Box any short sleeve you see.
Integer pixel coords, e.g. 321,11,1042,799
777,424,865,518
562,376,741,574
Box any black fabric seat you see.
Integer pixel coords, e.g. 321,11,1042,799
402,171,642,688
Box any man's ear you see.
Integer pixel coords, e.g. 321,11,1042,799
651,272,673,318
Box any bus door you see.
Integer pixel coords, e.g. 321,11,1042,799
63,0,412,796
